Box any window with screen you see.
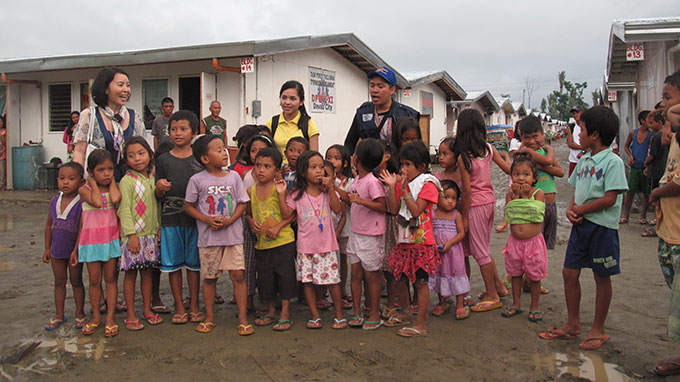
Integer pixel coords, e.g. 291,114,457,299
49,83,72,132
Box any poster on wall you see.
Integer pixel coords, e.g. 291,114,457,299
309,67,336,113
421,91,433,116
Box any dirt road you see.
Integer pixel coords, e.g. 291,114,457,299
0,139,676,381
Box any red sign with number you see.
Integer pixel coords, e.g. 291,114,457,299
241,57,255,73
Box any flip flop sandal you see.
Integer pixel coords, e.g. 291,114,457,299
74,317,87,329
115,300,127,312
383,316,410,327
125,319,145,330
639,218,649,225
341,299,352,310
541,288,550,294
538,327,581,340
182,297,191,310
456,306,470,320
316,300,331,310
225,295,234,305
528,311,543,322
495,224,508,232
396,326,428,337
237,324,255,336
82,322,100,335
151,305,171,314
348,316,364,327
44,316,67,331
196,322,216,333
579,334,610,350
471,300,502,312
501,306,523,318
332,318,348,330
189,311,205,323
104,324,119,337
254,315,276,326
171,313,189,325
642,227,657,237
654,358,680,376
145,313,164,325
362,320,383,330
618,217,629,224
463,296,476,306
306,318,323,329
273,319,293,331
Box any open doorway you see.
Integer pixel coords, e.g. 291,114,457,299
179,77,200,119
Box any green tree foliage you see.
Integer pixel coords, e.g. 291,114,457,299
592,88,602,106
540,99,547,113
542,71,589,121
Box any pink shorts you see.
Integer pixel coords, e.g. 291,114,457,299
502,234,547,281
465,203,494,266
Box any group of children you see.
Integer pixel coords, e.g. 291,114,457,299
40,71,680,348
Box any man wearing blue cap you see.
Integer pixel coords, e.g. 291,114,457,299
344,67,420,153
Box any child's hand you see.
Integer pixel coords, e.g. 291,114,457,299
667,103,680,128
520,183,531,195
265,224,282,239
462,216,469,232
566,207,583,224
69,251,79,267
321,175,334,190
379,170,398,187
42,249,51,263
205,216,222,230
157,179,172,192
128,234,141,253
348,192,361,204
649,188,660,205
439,242,453,253
282,164,291,174
275,179,287,195
248,218,263,235
511,183,521,195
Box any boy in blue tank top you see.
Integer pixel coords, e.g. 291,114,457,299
620,110,651,224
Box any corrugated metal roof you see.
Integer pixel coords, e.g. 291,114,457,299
0,33,413,88
450,90,500,112
402,70,466,101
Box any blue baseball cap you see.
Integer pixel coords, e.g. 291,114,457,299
368,66,397,87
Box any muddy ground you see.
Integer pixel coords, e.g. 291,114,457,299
0,139,677,382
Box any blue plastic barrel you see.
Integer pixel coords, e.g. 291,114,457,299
12,145,44,190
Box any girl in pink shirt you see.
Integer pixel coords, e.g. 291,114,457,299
278,151,347,329
454,109,511,313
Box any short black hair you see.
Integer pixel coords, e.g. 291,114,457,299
580,106,619,147
161,97,174,105
519,115,543,136
355,138,384,171
91,67,129,108
169,110,199,134
59,161,84,179
665,70,680,91
255,147,283,169
637,110,651,123
399,141,430,169
87,148,115,171
391,117,422,152
286,136,310,150
192,134,222,167
439,179,460,199
649,109,665,124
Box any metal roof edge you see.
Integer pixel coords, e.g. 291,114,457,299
406,71,466,100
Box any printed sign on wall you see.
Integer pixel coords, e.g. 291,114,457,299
421,91,433,116
309,67,336,113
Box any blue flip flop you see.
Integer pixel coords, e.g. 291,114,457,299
44,316,67,331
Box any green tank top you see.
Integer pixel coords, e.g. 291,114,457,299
203,116,227,140
535,148,556,194
505,189,545,224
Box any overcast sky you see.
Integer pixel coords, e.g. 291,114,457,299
1,0,676,111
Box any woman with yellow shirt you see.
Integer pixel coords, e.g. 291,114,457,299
266,81,320,160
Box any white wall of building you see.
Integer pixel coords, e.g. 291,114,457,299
400,82,448,152
242,48,370,154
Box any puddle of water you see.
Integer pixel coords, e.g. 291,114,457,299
535,352,637,382
0,261,13,270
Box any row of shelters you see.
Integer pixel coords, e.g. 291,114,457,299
0,33,528,189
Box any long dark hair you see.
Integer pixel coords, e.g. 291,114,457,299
326,144,353,179
123,136,154,174
280,80,309,119
66,111,80,136
453,109,490,170
292,150,323,201
391,117,422,153
244,134,274,166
